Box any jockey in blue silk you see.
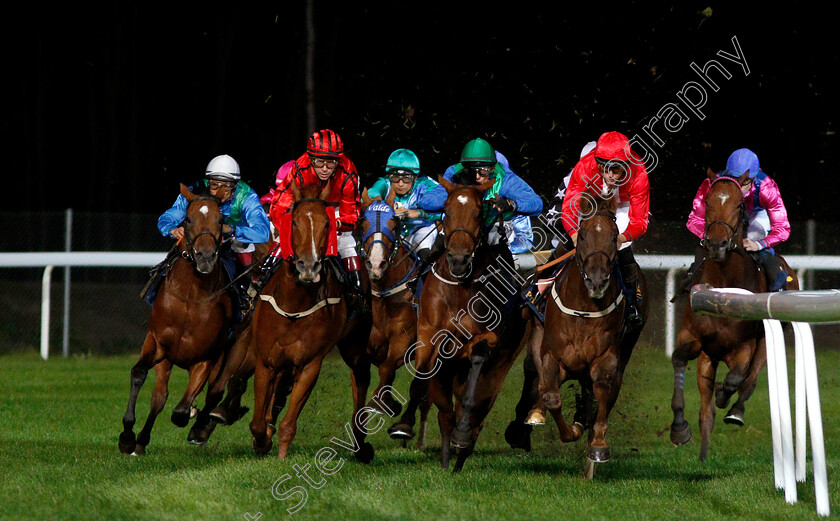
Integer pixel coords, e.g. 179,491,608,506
442,138,544,272
366,148,447,261
151,154,271,314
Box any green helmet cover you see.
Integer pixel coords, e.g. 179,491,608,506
460,138,496,165
385,148,421,174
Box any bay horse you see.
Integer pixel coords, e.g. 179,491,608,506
534,191,648,478
670,170,798,461
353,188,432,449
247,180,372,460
119,183,236,455
387,176,530,472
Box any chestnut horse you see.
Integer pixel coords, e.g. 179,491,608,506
670,170,798,461
535,191,648,478
119,183,236,455
247,180,371,459
387,176,530,472
355,188,431,449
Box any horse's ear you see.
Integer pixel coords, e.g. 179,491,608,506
706,168,717,181
577,193,593,216
385,185,397,208
318,181,331,201
477,178,495,194
738,171,752,187
602,191,619,214
437,174,455,193
180,183,196,202
361,187,372,208
289,178,302,202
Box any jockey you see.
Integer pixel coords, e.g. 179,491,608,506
150,154,271,314
686,147,792,291
257,129,364,305
443,137,543,241
366,148,447,264
259,160,295,207
561,131,650,328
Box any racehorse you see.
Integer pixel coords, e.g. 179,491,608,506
355,188,432,449
670,170,798,461
119,183,236,455
387,176,530,472
245,180,372,459
532,190,648,478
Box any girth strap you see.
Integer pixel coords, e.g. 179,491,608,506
259,295,341,319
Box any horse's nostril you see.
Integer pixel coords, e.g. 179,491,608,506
313,261,321,273
364,259,372,270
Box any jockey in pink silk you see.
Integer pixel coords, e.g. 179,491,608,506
686,147,792,291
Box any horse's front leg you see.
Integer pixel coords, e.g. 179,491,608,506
250,360,279,456
348,357,375,464
539,349,582,443
119,332,158,455
188,352,229,445
726,337,766,426
276,358,324,459
134,359,173,455
208,322,255,426
588,354,621,464
670,333,701,446
505,325,542,451
171,359,212,428
388,328,438,440
697,351,718,462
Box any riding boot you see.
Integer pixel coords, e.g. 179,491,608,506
247,252,282,300
407,234,445,294
140,250,177,305
235,252,256,317
342,255,367,313
618,247,643,329
758,249,790,292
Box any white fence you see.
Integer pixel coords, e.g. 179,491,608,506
0,252,839,360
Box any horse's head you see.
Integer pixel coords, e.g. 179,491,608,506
438,175,494,279
289,180,332,284
180,183,224,274
360,187,400,281
703,168,748,263
575,191,619,299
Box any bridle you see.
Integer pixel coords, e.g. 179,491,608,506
286,197,334,266
701,176,747,253
575,210,618,284
181,196,225,264
361,202,402,265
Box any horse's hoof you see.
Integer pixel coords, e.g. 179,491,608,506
714,382,731,409
388,423,414,440
253,438,273,456
587,445,610,463
187,423,215,446
131,444,146,456
355,442,375,464
504,421,532,452
171,408,191,428
525,409,546,426
670,421,692,446
723,409,745,426
118,432,136,455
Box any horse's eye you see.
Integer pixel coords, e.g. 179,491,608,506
184,218,192,224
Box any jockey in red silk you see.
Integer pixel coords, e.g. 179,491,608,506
560,131,651,327
686,147,792,291
259,129,365,306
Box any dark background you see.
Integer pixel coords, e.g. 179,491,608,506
5,2,837,223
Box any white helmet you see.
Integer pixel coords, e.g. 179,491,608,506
205,154,241,181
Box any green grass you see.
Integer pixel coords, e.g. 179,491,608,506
0,343,838,521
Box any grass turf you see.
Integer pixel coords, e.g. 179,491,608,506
0,342,837,521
